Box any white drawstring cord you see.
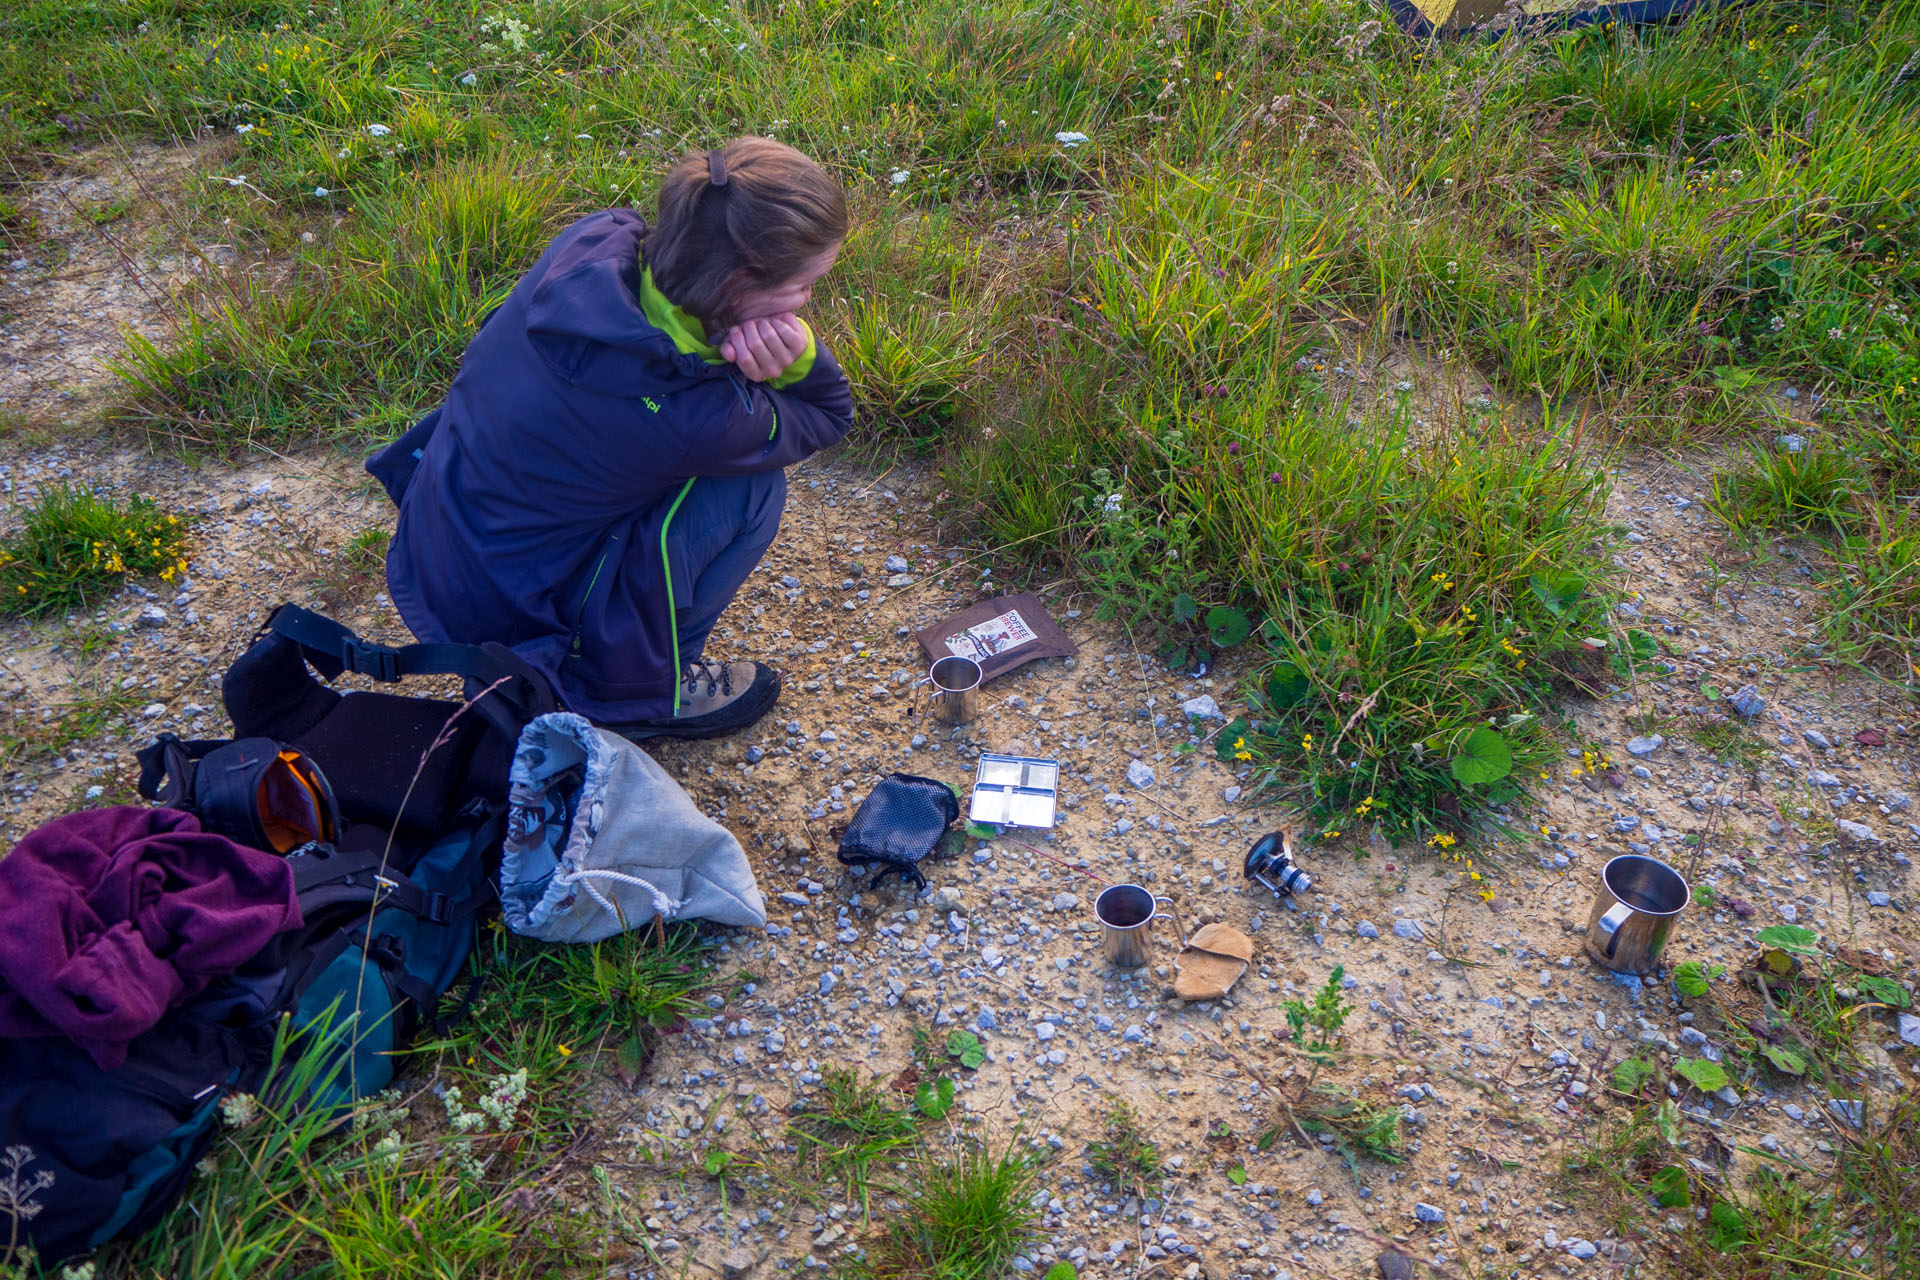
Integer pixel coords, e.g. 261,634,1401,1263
553,863,683,929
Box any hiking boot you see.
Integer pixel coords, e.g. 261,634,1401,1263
616,659,781,741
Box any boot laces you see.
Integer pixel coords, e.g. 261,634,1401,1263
682,660,734,699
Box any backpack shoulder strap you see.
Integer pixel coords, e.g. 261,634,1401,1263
265,606,557,738
133,733,226,805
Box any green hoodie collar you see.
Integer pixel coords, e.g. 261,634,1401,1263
638,266,725,365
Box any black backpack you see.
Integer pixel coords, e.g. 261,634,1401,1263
2,607,560,1269
0,955,285,1269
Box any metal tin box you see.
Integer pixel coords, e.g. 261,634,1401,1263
968,753,1060,829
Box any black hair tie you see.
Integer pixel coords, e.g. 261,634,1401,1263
707,148,728,187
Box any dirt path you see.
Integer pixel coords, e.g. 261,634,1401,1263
1,146,1915,1280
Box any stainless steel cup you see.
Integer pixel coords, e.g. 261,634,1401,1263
922,655,982,726
1584,854,1689,975
1095,883,1186,969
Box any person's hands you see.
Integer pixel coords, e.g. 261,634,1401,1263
720,313,808,383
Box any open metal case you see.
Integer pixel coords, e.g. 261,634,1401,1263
968,753,1059,829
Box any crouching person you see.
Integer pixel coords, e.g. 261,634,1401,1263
368,137,851,739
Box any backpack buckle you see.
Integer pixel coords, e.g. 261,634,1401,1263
425,892,451,925
340,636,401,681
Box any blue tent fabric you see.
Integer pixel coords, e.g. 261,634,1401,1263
500,713,767,942
1389,0,1731,36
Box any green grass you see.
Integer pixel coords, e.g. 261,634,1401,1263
853,1137,1047,1280
1562,1087,1920,1280
1084,1102,1163,1201
5,0,1917,829
0,484,191,617
786,1066,925,1199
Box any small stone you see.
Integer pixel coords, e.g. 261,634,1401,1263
1836,819,1880,843
1626,735,1664,757
1802,729,1832,750
1867,891,1890,907
1392,919,1424,941
1565,1239,1598,1259
1810,770,1840,787
1376,1252,1415,1280
819,972,837,995
141,703,166,719
1414,1202,1445,1224
1828,1098,1864,1129
1180,695,1223,721
885,554,909,573
1729,685,1765,718
1035,1022,1057,1041
1897,1013,1920,1048
1127,760,1156,789
1306,1188,1323,1206
1052,892,1079,912
137,605,168,628
745,745,764,764
1355,921,1380,939
723,1246,758,1280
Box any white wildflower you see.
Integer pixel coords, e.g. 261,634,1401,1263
313,186,330,197
574,133,592,140
1101,493,1123,518
889,169,909,185
366,123,391,137
1053,130,1090,147
85,784,104,799
218,1092,259,1128
234,123,254,134
370,1128,404,1169
1828,327,1844,340
459,72,477,85
60,1263,96,1280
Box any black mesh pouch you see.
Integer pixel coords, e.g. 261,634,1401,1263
836,773,959,891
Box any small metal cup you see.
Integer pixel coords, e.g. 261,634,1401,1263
922,655,982,726
1584,854,1689,975
1095,883,1186,969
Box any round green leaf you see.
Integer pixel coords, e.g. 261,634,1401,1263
1675,1059,1729,1093
1265,662,1311,709
1762,1045,1808,1075
1171,593,1197,624
1450,727,1512,785
1207,605,1252,648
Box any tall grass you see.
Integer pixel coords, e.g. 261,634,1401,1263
5,0,1917,815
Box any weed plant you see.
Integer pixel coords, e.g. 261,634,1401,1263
0,484,190,617
1084,1102,1163,1201
854,1137,1046,1280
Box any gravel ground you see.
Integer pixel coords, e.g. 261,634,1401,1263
1,146,1915,1280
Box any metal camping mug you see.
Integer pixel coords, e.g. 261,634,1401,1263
1584,854,1689,975
1095,883,1187,969
920,655,983,726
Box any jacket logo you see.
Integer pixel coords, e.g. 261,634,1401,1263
642,396,661,413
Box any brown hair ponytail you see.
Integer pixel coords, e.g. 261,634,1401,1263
643,136,848,331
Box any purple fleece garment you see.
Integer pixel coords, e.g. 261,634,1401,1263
0,806,300,1069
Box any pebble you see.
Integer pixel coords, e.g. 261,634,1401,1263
1180,695,1222,721
1355,920,1379,939
137,605,168,627
1729,685,1765,717
1868,892,1891,907
1625,734,1664,757
1392,919,1424,941
1126,760,1156,789
1828,1098,1864,1128
1836,819,1880,842
1802,729,1832,750
1414,1203,1445,1224
884,554,909,572
1898,1014,1920,1048
1565,1239,1598,1259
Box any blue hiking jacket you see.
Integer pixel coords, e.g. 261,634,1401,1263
367,208,854,724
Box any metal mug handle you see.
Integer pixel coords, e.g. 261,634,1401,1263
1597,901,1633,960
1150,895,1187,950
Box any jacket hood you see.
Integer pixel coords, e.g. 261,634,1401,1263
522,208,733,396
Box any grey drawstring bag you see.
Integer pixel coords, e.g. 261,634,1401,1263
500,712,767,942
